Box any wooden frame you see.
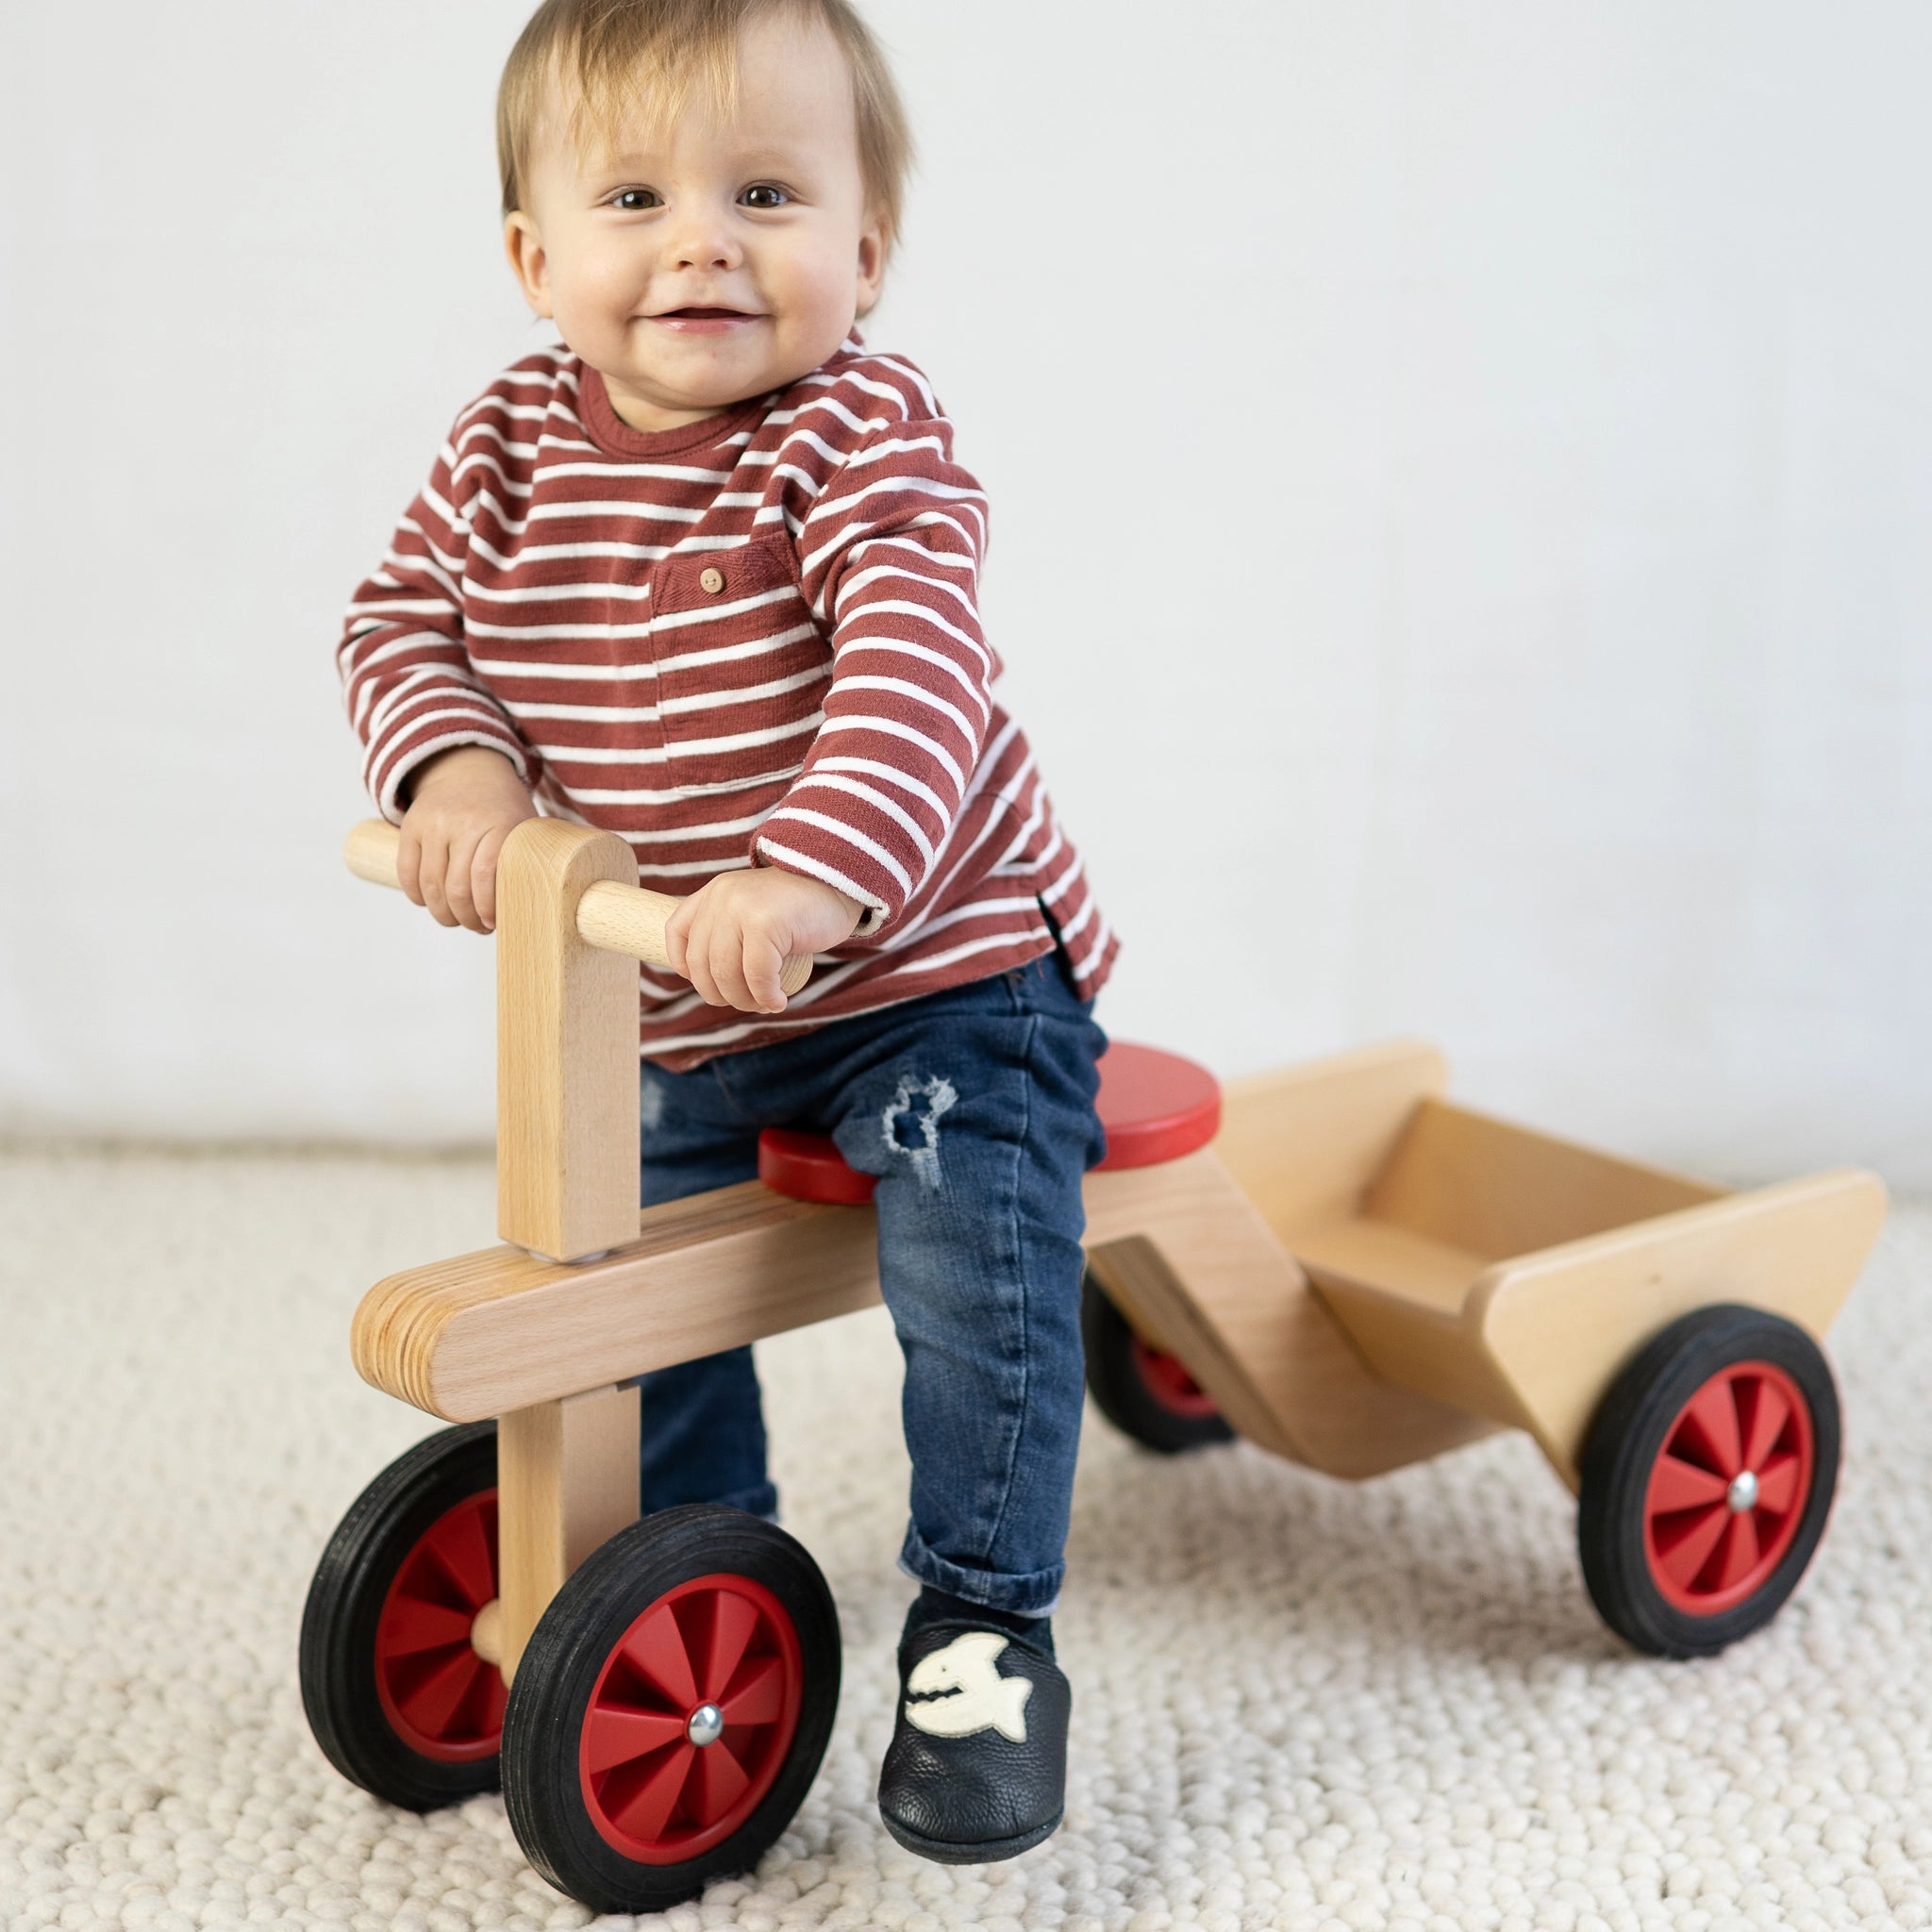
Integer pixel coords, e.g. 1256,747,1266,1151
343,824,1888,1678
353,1150,1494,1482
494,822,641,1263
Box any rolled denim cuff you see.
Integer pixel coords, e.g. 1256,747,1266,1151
896,1523,1062,1619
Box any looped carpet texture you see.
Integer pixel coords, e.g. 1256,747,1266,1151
1,1148,1927,1931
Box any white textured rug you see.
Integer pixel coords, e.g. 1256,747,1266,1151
2,1148,1928,1932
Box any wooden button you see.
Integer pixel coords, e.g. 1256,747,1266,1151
699,566,725,594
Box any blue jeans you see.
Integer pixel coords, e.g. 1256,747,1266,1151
632,953,1108,1617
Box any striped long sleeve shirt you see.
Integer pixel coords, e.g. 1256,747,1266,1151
338,335,1118,1067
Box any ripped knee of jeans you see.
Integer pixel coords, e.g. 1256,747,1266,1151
879,1074,958,1190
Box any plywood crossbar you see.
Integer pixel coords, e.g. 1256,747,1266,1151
355,1148,1501,1484
353,1182,883,1424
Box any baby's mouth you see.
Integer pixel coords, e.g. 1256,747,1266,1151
649,307,760,334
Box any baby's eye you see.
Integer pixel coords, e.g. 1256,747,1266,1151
609,188,662,211
740,184,789,209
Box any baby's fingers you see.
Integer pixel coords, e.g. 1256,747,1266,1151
664,895,697,984
741,935,788,1015
396,826,425,908
704,927,761,1013
442,825,487,932
677,902,729,1007
472,826,509,933
414,830,459,927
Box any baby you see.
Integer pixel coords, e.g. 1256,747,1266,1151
339,0,1116,1866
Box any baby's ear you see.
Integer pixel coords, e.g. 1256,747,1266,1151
504,212,554,318
855,214,890,316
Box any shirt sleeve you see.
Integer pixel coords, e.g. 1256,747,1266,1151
336,429,538,823
753,413,993,935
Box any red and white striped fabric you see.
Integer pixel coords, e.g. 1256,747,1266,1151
339,335,1117,1067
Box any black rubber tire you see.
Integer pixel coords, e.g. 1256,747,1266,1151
1578,1304,1840,1658
1080,1270,1235,1453
300,1422,503,1810
502,1504,840,1915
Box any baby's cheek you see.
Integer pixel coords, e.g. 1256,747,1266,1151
556,252,642,349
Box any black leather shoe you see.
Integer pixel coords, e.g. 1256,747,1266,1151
877,1617,1071,1863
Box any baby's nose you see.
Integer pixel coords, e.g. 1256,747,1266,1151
667,211,741,272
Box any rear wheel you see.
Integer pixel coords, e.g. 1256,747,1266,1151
300,1423,506,1809
1081,1271,1234,1453
1578,1305,1840,1657
502,1504,840,1914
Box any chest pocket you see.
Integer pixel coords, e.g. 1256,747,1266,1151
651,535,830,785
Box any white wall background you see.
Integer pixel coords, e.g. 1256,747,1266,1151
2,2,1926,1185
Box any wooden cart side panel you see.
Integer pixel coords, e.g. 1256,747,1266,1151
1085,1152,1498,1481
1473,1167,1890,1493
1365,1099,1728,1261
1214,1039,1448,1239
1300,1273,1531,1436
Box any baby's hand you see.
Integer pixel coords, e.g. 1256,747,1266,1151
397,746,538,933
667,869,864,1014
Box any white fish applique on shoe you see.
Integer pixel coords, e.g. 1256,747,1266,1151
903,1630,1033,1742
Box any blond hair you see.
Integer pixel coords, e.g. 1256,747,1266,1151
496,0,913,239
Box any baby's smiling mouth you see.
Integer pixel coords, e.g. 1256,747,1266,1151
648,307,761,333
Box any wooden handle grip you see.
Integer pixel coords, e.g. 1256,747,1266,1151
344,820,811,997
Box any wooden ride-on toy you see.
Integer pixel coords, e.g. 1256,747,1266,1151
302,819,1888,1912
302,818,1241,1911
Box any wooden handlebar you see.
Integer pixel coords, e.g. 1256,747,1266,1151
344,820,813,998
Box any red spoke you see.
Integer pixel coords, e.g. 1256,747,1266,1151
697,1591,760,1704
1649,1454,1731,1515
578,1572,805,1860
717,1653,785,1728
398,1646,484,1738
622,1603,700,1708
425,1504,497,1609
687,1740,752,1826
1655,1501,1730,1591
447,1654,500,1740
1740,1375,1792,1473
1711,1510,1761,1593
583,1705,689,1774
1679,1378,1744,1475
1753,1454,1803,1514
373,1489,508,1761
380,1596,477,1657
607,1742,696,1845
1642,1360,1817,1615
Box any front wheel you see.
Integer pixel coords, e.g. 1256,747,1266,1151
1578,1305,1840,1657
300,1423,506,1809
502,1504,840,1914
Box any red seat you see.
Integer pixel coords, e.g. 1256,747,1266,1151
757,1041,1222,1206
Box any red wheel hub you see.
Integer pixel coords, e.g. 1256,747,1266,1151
374,1489,506,1761
1131,1337,1221,1419
1643,1360,1815,1615
578,1573,804,1865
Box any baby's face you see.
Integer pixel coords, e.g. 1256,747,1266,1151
507,13,887,432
